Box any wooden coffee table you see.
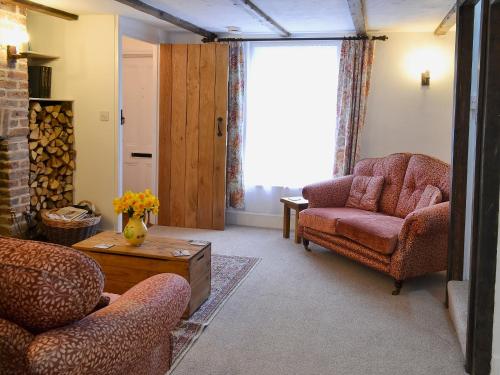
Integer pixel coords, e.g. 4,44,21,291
73,231,211,318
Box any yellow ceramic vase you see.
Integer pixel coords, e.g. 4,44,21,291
123,216,147,246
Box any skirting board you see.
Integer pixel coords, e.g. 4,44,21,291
226,210,295,230
491,354,500,374
447,280,469,358
492,355,500,375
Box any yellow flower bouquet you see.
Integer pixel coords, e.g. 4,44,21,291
113,189,159,246
113,189,160,218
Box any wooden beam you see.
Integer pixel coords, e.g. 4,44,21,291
113,0,217,40
435,3,457,35
467,0,500,373
346,0,367,36
7,0,78,20
233,0,290,37
447,1,474,288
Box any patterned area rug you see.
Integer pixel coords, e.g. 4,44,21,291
168,254,260,373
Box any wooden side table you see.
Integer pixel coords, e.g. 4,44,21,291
280,197,308,243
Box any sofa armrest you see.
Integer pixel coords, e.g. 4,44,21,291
0,318,34,374
302,175,354,208
390,202,449,280
27,274,190,375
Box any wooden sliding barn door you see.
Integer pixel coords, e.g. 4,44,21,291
158,43,229,230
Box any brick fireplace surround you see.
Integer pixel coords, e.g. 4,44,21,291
0,1,30,236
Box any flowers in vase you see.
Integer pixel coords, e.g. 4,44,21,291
113,189,160,219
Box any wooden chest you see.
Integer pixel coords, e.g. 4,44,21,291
73,231,211,318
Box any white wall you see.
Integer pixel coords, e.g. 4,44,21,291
119,16,169,45
165,32,204,44
360,32,456,163
28,13,119,229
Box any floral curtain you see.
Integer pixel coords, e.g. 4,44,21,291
334,39,375,176
226,42,246,209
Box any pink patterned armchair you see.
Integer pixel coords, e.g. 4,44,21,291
0,237,190,375
299,153,450,294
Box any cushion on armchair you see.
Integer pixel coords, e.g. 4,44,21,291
0,237,104,332
395,154,450,218
345,175,385,212
415,185,442,211
353,153,411,215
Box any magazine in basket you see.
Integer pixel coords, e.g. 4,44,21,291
53,207,89,221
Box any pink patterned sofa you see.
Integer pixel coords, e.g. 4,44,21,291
299,153,450,294
0,236,190,375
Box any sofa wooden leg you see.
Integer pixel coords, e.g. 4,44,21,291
392,280,403,295
303,238,310,251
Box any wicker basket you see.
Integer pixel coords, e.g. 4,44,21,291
41,209,101,246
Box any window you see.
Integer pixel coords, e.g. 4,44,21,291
244,42,340,188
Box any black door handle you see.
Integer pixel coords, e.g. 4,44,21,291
217,117,223,137
131,152,152,158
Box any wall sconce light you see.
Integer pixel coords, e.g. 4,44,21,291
0,17,29,60
405,46,450,87
421,70,431,86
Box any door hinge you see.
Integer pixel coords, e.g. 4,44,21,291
121,109,125,126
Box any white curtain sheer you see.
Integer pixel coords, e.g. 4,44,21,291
240,42,340,218
244,42,340,189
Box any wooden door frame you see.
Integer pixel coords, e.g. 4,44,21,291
452,0,500,373
447,0,475,285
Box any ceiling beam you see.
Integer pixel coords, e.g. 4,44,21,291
113,0,217,40
435,3,457,35
8,0,78,20
346,0,367,35
233,0,290,37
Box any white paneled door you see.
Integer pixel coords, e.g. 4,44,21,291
122,38,158,223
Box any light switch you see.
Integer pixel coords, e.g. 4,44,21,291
99,111,110,122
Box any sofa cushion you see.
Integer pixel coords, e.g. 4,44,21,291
336,215,404,255
299,207,374,235
345,176,384,212
354,153,411,216
395,155,450,218
0,237,104,332
415,185,442,211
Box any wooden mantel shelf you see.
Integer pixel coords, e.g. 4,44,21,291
11,51,59,61
29,98,74,102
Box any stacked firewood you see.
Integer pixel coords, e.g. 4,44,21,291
28,101,75,214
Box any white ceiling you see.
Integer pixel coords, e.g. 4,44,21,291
29,0,456,35
367,0,455,32
145,0,355,34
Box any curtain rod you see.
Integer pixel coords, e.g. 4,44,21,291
205,35,388,43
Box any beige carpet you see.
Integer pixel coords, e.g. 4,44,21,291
149,225,465,375
170,254,260,372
